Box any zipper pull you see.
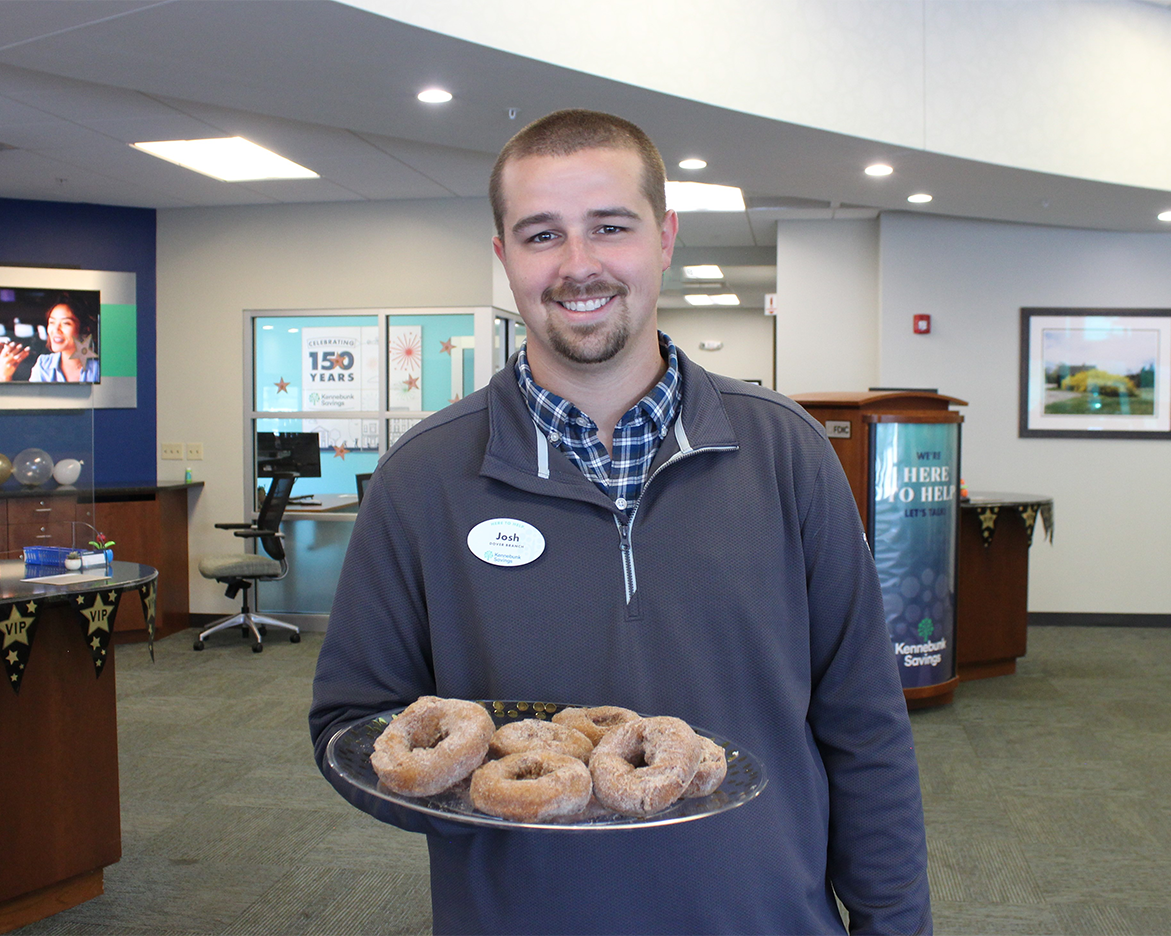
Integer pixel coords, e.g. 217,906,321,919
617,521,631,551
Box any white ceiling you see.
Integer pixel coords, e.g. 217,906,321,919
2,0,1170,312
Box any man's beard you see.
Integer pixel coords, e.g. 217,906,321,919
542,282,631,365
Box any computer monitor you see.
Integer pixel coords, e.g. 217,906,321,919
256,431,322,478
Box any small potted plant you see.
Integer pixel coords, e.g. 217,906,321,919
88,532,116,565
65,550,82,571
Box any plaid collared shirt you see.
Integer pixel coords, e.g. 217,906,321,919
515,334,681,515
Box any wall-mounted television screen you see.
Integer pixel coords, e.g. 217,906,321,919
256,431,323,478
0,287,101,384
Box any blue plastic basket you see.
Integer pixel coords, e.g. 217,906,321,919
22,546,113,567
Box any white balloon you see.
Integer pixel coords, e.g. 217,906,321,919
53,458,83,486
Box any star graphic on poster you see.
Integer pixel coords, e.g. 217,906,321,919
440,338,455,355
405,374,420,391
7,649,19,666
449,394,461,404
1,604,33,648
389,331,422,371
92,635,104,650
329,353,346,369
275,377,290,393
333,443,348,459
70,333,99,366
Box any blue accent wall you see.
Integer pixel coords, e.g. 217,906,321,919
0,198,156,486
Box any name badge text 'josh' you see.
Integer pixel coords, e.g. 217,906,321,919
467,518,545,567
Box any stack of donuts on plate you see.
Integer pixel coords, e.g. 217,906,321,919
370,696,728,822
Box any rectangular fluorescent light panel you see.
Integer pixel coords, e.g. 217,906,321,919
684,294,741,306
682,265,724,280
666,181,745,212
132,137,318,181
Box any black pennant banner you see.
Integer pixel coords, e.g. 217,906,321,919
138,580,157,662
976,505,1001,547
71,590,122,678
2,599,40,694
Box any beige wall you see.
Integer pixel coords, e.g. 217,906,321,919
775,211,1171,616
658,308,776,389
157,197,496,614
879,212,1171,616
773,219,880,395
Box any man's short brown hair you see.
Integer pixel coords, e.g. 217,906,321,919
489,109,668,237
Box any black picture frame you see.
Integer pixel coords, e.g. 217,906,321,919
1019,307,1171,439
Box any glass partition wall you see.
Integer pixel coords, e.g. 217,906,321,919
246,307,522,621
0,407,95,562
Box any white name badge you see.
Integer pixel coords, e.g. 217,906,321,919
467,518,546,567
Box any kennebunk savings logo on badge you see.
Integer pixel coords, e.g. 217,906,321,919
467,518,545,568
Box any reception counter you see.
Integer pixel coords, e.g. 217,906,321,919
1,482,200,643
0,560,157,933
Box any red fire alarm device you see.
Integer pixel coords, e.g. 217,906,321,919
913,314,931,334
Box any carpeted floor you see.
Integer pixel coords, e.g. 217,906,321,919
14,625,1171,935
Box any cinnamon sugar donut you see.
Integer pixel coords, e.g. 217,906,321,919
470,750,592,822
371,696,494,797
681,734,728,798
551,705,639,746
489,719,594,762
589,716,702,816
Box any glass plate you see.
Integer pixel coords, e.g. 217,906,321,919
326,700,768,831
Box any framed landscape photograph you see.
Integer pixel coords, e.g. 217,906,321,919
1020,308,1171,439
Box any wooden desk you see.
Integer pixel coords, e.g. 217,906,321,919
0,561,157,933
956,493,1053,681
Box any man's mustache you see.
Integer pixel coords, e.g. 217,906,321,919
543,282,629,304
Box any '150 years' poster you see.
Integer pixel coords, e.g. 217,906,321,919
870,421,960,690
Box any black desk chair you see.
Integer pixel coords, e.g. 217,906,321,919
194,473,300,653
356,472,372,505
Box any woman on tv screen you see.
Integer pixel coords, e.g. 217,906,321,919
0,295,99,383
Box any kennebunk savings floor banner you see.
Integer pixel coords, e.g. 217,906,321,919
871,421,960,690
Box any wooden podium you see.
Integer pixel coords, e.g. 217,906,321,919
792,391,967,709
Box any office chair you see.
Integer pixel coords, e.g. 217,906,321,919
356,472,372,505
194,473,300,653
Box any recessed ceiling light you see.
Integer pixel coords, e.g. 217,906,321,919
865,164,893,177
682,264,724,280
1159,210,1171,222
684,294,740,306
418,88,453,104
666,181,745,212
678,158,707,170
907,193,933,204
132,137,318,181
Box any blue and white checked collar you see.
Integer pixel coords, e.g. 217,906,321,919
515,333,681,513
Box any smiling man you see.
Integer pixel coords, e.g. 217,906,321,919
311,110,932,935
490,117,681,454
